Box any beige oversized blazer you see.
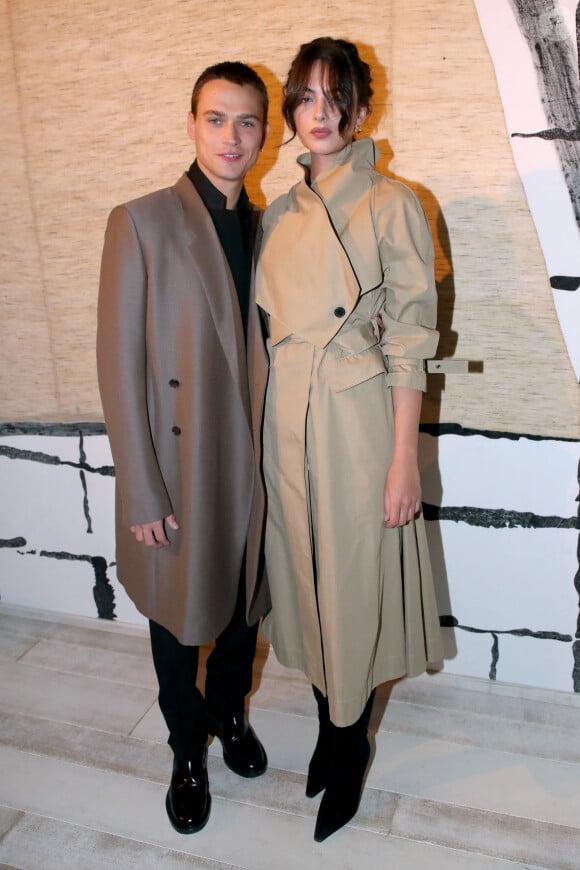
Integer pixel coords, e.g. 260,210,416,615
97,174,270,645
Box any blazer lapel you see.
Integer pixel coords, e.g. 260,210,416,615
174,174,250,418
248,218,269,432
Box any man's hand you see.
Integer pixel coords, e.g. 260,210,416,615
130,514,179,548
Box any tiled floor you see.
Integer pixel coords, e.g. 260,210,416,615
1,604,579,869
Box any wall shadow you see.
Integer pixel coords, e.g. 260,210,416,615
245,63,286,209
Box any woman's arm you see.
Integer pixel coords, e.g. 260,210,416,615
384,386,423,528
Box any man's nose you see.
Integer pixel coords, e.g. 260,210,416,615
223,121,241,142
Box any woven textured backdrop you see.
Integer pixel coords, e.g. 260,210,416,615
1,0,577,436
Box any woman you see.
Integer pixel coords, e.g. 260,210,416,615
256,37,443,841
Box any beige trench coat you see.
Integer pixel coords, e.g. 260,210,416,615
255,139,444,726
97,175,270,645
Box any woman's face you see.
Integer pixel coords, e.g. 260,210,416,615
293,61,364,177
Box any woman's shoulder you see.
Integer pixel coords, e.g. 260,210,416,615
369,170,423,210
367,171,431,237
262,184,299,231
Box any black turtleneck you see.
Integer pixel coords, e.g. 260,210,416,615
187,161,252,337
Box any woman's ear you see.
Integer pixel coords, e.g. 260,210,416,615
357,104,369,127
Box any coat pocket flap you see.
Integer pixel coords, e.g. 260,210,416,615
327,345,386,392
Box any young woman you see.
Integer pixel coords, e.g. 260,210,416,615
256,37,443,841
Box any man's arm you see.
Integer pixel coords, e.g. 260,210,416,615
97,205,175,543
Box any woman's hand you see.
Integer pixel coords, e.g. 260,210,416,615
384,456,421,527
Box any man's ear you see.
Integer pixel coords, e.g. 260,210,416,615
260,121,270,151
186,111,196,142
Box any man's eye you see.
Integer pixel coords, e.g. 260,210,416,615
241,120,255,127
209,118,222,125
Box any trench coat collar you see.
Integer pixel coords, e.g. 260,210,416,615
296,136,379,185
257,138,384,348
174,173,251,420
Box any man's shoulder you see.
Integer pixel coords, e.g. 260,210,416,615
115,180,183,221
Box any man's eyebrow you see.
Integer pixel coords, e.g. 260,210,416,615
202,109,261,120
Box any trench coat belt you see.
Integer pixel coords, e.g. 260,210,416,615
269,319,387,394
269,314,379,352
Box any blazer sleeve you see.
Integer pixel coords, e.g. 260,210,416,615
96,204,173,526
374,181,439,391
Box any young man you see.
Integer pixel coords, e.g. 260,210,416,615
97,62,270,834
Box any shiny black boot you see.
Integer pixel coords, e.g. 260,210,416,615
208,710,267,778
313,690,375,842
306,685,332,798
165,748,211,834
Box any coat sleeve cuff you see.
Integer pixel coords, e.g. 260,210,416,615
384,358,427,391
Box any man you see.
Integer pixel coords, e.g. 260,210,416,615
97,62,271,834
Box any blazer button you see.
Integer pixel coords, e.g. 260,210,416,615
172,426,181,436
334,306,346,318
169,379,180,388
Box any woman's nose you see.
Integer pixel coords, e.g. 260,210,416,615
313,99,327,120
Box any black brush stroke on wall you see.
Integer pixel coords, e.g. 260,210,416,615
0,537,27,548
419,422,578,443
18,548,116,621
0,422,106,436
440,615,573,681
423,504,578,529
78,431,93,534
509,0,580,225
550,275,580,290
0,443,114,476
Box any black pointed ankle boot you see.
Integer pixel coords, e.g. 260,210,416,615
306,685,332,798
313,690,375,842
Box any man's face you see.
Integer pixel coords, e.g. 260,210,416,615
188,79,268,204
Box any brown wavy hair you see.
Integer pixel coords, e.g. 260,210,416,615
282,37,373,138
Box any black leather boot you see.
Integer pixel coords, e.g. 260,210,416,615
306,685,332,798
313,690,375,842
165,748,211,834
208,711,267,778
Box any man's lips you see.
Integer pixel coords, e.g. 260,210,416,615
220,152,242,160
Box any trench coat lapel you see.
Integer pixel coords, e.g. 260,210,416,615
174,174,250,419
257,180,361,349
257,141,386,350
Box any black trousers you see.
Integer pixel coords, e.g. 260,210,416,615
149,573,258,761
